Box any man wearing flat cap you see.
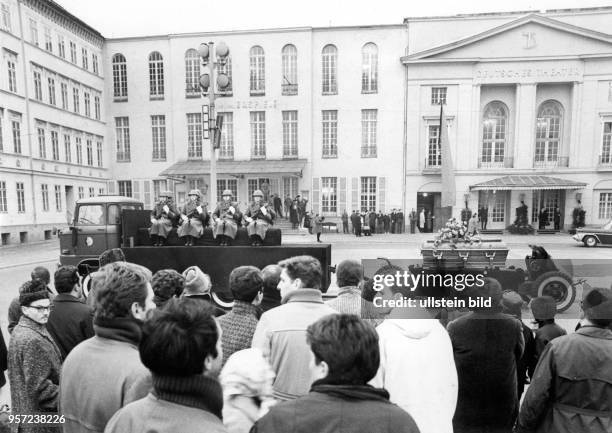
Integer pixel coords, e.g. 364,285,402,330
150,190,178,246
244,190,275,246
178,189,209,246
213,189,242,246
517,288,612,433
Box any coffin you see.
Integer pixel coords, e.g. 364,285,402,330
421,239,509,270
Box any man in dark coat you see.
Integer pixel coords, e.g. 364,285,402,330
8,267,54,333
341,210,349,234
554,207,561,230
368,209,376,234
46,266,94,360
8,280,62,433
213,189,242,246
150,191,179,246
480,207,488,230
250,314,420,433
177,189,209,246
390,210,397,234
383,213,391,233
284,195,293,219
273,194,283,218
447,278,524,433
409,209,417,234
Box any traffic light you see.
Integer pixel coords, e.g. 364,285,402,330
199,73,210,95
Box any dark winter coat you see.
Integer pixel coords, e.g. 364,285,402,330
8,316,62,433
447,311,524,432
250,381,420,433
517,326,612,433
46,294,94,360
0,328,6,388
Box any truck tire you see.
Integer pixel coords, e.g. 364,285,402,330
534,271,575,313
583,236,598,248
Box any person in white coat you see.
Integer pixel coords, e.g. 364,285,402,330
371,297,458,433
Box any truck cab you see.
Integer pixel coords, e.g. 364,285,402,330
59,195,143,266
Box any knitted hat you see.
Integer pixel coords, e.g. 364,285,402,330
220,348,275,399
182,266,211,296
583,288,612,321
19,280,50,306
530,296,557,320
501,291,524,317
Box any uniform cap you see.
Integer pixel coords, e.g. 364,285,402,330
252,190,264,197
188,189,201,197
222,189,233,197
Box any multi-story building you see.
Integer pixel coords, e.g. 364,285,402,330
0,0,106,244
403,7,612,231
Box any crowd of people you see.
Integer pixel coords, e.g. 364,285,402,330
1,250,612,433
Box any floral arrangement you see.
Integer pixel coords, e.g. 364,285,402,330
433,218,482,247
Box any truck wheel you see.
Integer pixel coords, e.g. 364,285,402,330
534,271,575,313
583,236,598,248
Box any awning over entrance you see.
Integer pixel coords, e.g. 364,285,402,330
470,175,587,191
159,159,307,178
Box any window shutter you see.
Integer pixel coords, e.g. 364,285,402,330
312,177,320,214
351,177,359,211
338,177,347,214
107,181,115,194
378,176,386,213
143,180,151,209
133,180,140,201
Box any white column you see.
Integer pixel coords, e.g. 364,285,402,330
515,83,537,169
569,81,582,168
471,84,481,168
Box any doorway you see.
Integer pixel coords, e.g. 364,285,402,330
416,192,440,233
532,190,564,230
478,191,509,230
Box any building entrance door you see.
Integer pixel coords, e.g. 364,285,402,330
532,190,564,230
478,191,508,230
416,192,439,233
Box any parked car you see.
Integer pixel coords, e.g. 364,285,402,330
572,219,612,247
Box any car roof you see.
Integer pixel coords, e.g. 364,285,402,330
76,195,143,205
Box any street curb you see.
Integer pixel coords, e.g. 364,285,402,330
0,258,57,271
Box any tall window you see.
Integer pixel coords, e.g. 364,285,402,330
51,131,59,161
118,181,133,197
361,109,377,158
57,35,65,58
322,45,337,95
599,193,612,219
218,112,233,159
0,111,3,152
250,111,266,158
250,46,265,95
481,101,507,166
0,181,7,212
48,77,56,105
29,18,38,45
44,27,52,52
153,180,167,199
41,184,49,211
1,4,11,32
97,141,103,167
92,53,99,75
12,119,21,153
535,100,562,166
81,47,88,70
88,187,95,197
73,87,79,113
281,44,297,95
86,139,93,166
33,70,42,100
112,54,128,100
69,41,77,63
115,117,130,161
187,113,202,158
216,56,232,93
78,186,84,199
217,179,238,203
151,115,166,161
431,87,447,105
360,177,376,212
84,92,90,117
94,95,100,120
16,182,25,213
7,56,17,92
247,178,270,198
427,125,441,167
37,127,46,159
602,121,612,164
361,43,378,93
322,110,338,158
185,49,200,97
321,177,337,214
282,111,298,158
283,177,298,200
149,51,164,98
75,137,82,165
60,82,68,109
63,134,71,163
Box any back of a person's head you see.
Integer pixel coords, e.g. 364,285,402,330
307,314,379,385
151,269,185,307
94,262,152,321
99,248,126,268
229,266,262,303
261,265,281,292
140,297,219,376
54,266,80,294
467,277,503,311
583,287,612,327
19,279,50,306
336,260,363,288
31,266,50,285
278,255,322,291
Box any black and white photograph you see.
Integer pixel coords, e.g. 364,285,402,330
2,0,612,431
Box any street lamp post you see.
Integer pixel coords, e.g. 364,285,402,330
198,41,230,207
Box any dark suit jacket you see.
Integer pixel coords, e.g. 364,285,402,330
46,294,94,360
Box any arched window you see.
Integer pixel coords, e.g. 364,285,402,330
250,46,265,95
535,100,563,166
322,44,337,95
148,51,164,98
361,43,378,93
281,44,297,95
112,53,127,100
481,101,508,167
185,49,200,97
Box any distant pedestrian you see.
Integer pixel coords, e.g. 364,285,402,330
313,214,323,242
409,208,417,234
418,208,426,233
284,195,292,220
467,213,479,236
554,207,561,230
341,210,349,234
273,194,283,218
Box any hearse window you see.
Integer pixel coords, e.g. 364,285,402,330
108,205,121,225
77,205,105,225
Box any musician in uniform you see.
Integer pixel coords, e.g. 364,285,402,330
244,190,275,246
178,189,209,246
150,191,179,246
212,189,242,246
